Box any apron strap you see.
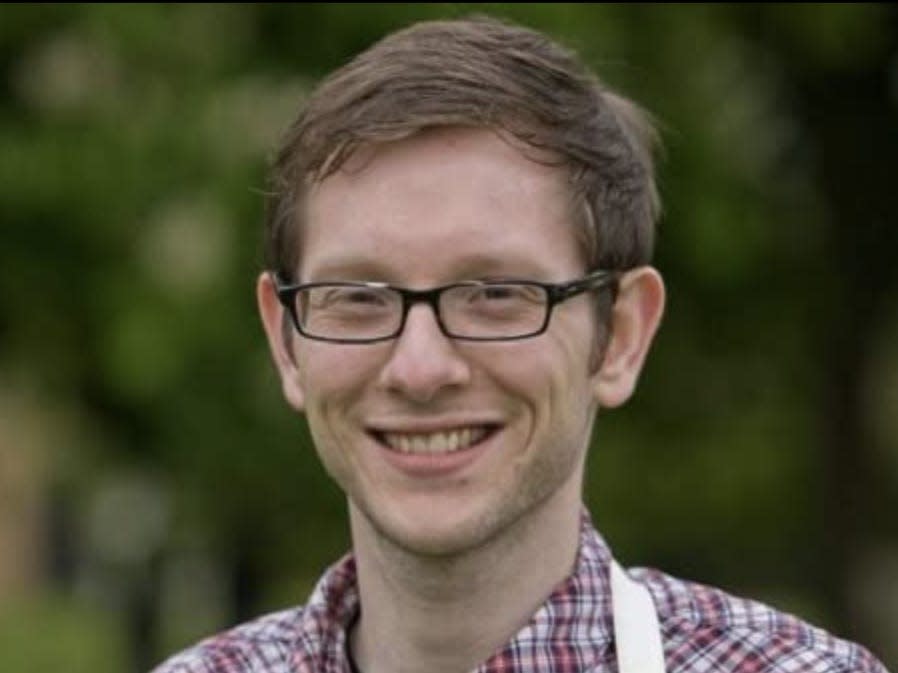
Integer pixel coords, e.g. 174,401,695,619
610,561,667,673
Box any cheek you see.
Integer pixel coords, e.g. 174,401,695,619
297,346,379,400
297,350,377,476
482,332,594,423
539,335,597,429
296,347,385,444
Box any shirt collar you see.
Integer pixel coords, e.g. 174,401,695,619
475,508,615,671
297,508,615,672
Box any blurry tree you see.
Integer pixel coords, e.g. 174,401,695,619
0,4,895,671
748,5,898,642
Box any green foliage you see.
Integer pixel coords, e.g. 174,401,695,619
0,594,128,673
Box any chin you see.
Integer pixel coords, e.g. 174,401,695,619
385,524,494,559
361,495,529,559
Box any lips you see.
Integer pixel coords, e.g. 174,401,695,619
371,424,499,455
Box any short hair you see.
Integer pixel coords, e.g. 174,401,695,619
265,15,660,281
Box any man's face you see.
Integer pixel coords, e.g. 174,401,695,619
273,128,609,556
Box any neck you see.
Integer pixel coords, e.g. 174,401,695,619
347,480,583,673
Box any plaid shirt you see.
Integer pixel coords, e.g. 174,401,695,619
152,512,889,673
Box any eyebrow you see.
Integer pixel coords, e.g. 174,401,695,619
302,253,560,284
301,258,395,283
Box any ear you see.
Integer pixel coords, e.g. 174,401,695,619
593,266,665,408
257,272,306,412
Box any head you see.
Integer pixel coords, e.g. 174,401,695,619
265,14,660,289
257,16,665,558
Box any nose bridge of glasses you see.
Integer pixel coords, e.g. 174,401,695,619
398,286,451,336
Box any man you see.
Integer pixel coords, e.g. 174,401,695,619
153,15,889,673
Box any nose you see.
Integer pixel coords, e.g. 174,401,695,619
376,303,471,403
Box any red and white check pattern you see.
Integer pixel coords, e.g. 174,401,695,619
152,512,889,673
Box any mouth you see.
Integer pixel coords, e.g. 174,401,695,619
370,425,500,455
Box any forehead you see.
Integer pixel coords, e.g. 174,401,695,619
300,127,586,281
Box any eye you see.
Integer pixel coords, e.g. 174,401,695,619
307,286,392,311
328,287,390,308
471,284,543,304
340,289,386,304
454,284,545,311
478,286,517,301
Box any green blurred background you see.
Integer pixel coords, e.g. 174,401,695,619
1,4,896,671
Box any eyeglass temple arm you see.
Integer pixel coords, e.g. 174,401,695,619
549,270,619,303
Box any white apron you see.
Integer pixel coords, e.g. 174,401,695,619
610,561,667,673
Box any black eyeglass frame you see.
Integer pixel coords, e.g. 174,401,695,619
273,269,620,344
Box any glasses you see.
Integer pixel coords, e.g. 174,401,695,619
273,269,618,344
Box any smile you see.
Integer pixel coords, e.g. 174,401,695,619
377,426,495,454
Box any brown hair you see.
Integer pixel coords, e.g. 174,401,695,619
265,15,660,281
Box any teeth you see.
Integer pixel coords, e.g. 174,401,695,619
382,427,489,454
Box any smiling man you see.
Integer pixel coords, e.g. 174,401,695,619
152,15,889,673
